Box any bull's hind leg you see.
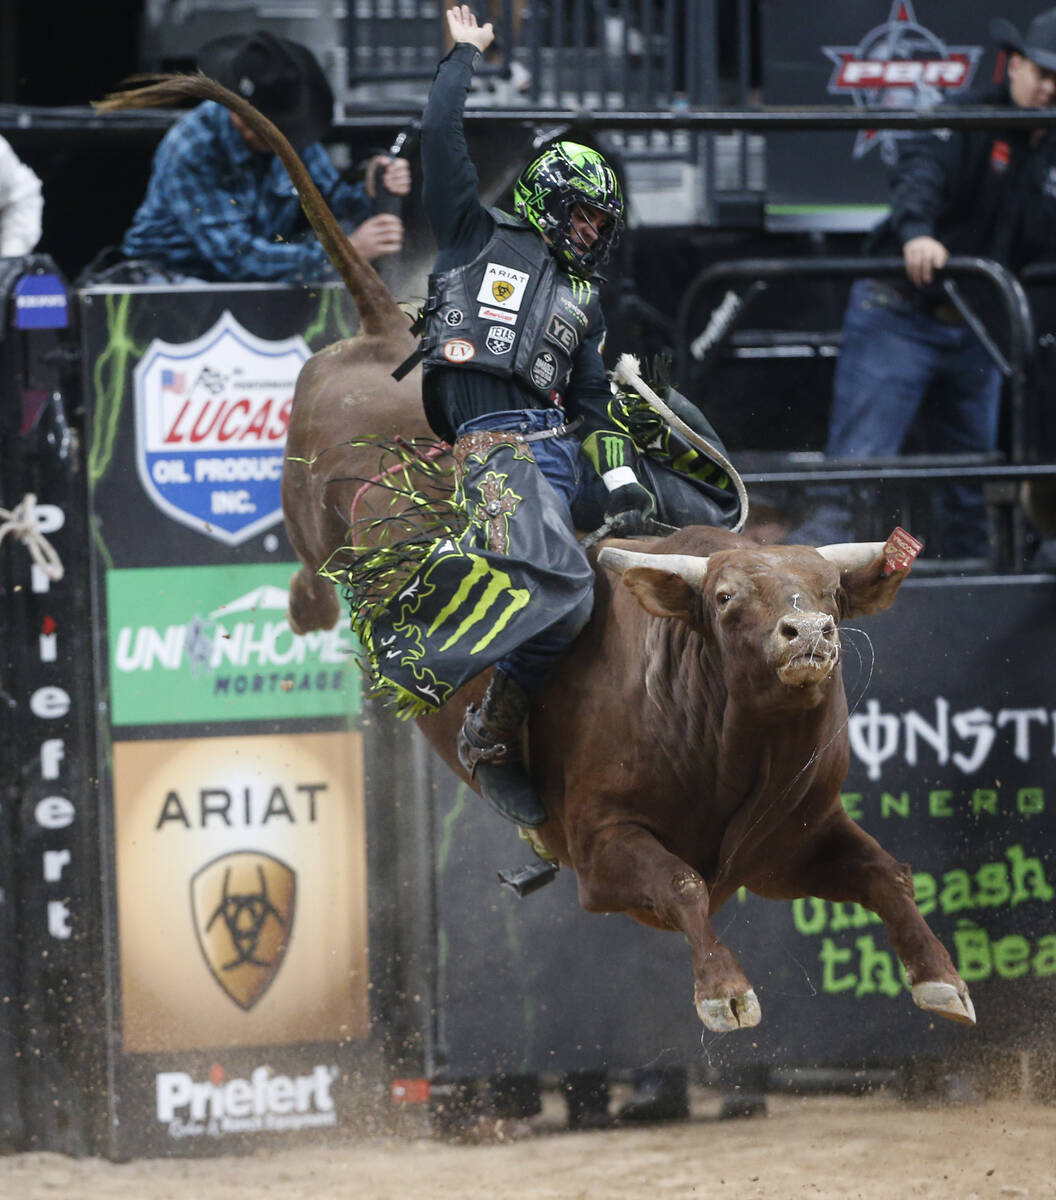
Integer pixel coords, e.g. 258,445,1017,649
288,565,340,635
766,812,975,1026
574,824,761,1032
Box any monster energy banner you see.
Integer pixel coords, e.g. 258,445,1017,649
385,575,1056,1079
80,283,386,1159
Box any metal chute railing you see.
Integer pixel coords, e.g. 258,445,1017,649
674,256,1038,570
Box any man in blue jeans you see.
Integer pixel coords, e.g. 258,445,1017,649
793,10,1056,559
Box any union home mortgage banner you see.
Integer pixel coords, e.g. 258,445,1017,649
81,283,381,1159
106,563,359,726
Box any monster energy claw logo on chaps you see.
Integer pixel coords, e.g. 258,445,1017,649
346,439,595,716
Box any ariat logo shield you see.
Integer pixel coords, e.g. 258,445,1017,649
477,263,530,312
191,851,296,1010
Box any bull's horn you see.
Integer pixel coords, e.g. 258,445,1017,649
598,547,710,587
815,542,886,572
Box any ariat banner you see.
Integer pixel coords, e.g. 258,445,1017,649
106,563,358,726
114,730,369,1054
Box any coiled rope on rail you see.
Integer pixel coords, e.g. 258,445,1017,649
0,493,65,581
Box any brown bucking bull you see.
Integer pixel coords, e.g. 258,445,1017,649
99,74,975,1033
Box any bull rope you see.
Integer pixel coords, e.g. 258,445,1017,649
0,493,64,581
344,438,451,532
611,353,750,533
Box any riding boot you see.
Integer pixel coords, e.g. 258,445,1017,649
456,670,547,828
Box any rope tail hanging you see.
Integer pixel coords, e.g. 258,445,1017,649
611,353,750,533
0,493,65,582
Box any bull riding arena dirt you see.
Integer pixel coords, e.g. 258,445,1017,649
1,1088,1054,1199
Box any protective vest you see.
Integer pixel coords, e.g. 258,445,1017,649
394,210,602,401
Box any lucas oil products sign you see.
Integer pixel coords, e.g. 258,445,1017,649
80,282,359,568
133,310,308,546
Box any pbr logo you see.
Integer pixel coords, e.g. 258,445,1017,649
822,0,982,163
191,850,296,1010
133,311,309,545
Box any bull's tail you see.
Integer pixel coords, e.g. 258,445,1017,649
95,73,409,339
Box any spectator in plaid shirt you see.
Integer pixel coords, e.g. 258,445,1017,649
120,31,410,283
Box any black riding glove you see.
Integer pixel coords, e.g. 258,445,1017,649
582,428,658,533
604,478,658,533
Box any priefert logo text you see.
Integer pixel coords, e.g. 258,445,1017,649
156,1064,337,1123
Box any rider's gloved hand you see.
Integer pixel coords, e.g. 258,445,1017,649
582,428,658,533
604,476,657,533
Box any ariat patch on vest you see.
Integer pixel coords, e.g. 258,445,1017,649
477,263,530,311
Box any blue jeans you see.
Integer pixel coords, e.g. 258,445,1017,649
455,408,593,694
793,279,1002,559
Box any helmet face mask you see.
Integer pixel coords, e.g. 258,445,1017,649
513,141,624,274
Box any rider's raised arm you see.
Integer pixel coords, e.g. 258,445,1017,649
420,41,492,263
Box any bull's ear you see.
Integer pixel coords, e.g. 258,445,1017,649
839,555,910,618
622,566,696,621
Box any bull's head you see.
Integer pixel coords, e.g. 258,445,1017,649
599,538,910,701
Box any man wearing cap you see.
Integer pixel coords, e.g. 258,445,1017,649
792,10,1056,562
120,31,410,283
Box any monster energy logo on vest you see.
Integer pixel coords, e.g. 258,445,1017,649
417,211,599,400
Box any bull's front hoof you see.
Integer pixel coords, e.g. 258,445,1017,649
911,981,976,1026
696,989,761,1032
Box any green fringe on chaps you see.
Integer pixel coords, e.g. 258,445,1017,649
323,434,595,718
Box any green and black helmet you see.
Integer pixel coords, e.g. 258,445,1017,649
513,141,624,274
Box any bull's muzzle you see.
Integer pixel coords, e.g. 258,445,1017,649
772,610,839,686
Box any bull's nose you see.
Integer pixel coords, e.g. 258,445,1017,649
779,613,836,641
